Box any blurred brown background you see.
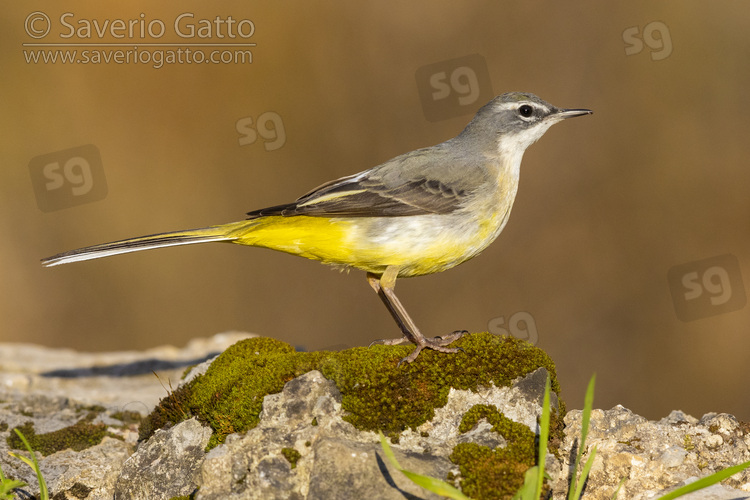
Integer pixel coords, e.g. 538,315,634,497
2,1,749,420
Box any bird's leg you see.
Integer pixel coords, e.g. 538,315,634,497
367,266,465,364
366,270,413,346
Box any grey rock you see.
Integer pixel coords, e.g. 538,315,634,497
0,393,140,498
0,331,254,411
659,445,688,468
196,370,353,499
395,367,554,457
456,420,507,449
307,437,454,500
196,369,465,500
3,336,750,499
552,406,750,499
44,437,133,500
115,417,212,500
0,333,253,499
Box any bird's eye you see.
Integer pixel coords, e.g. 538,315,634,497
518,105,534,118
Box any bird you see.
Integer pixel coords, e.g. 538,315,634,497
42,92,592,364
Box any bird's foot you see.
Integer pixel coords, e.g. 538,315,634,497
397,330,468,366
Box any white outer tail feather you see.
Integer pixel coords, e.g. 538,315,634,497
41,227,236,267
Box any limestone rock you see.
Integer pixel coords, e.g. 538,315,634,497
0,331,254,410
552,406,750,499
192,367,553,499
0,333,254,499
114,418,212,499
43,437,133,500
2,334,750,499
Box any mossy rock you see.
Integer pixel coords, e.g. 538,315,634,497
451,404,540,498
7,419,108,455
140,332,562,451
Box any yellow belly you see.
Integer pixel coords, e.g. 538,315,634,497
226,210,507,278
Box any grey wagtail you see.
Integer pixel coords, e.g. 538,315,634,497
42,92,591,364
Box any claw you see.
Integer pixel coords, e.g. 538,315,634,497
432,330,468,345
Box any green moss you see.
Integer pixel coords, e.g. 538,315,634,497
110,410,143,425
319,333,560,436
281,447,302,469
138,382,195,442
0,422,7,432
181,364,198,380
451,404,538,498
139,333,561,453
459,404,534,445
451,442,535,499
7,419,108,455
189,337,329,449
547,407,566,458
81,404,106,413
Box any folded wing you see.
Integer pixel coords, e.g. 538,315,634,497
250,158,474,218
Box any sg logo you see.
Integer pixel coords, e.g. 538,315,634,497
415,54,494,122
623,21,672,61
236,112,286,151
430,67,480,107
29,144,107,212
488,311,538,345
668,254,746,321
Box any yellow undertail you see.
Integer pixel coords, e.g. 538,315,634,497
41,217,356,268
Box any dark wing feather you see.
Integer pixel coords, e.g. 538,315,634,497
247,170,466,219
246,141,483,219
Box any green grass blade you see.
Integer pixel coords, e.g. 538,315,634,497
512,466,540,500
535,375,551,498
568,373,596,500
379,431,472,500
655,459,750,500
8,452,34,469
579,374,596,454
12,429,48,500
400,470,472,499
379,431,403,471
572,445,597,499
611,477,627,499
0,464,27,500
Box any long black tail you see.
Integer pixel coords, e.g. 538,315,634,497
41,225,239,267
